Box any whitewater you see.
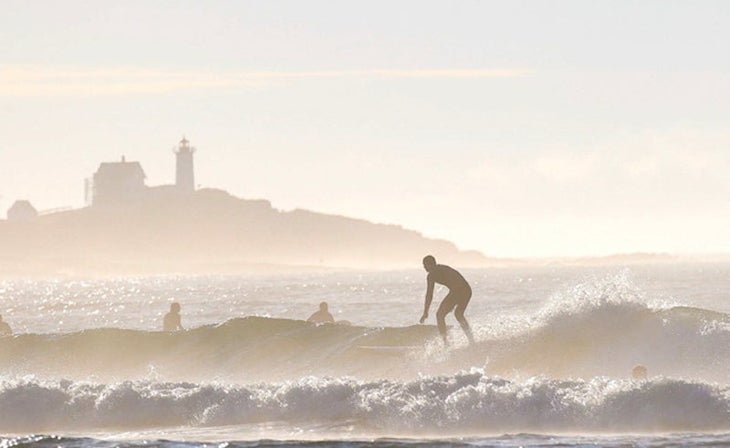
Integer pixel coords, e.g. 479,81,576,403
0,262,728,447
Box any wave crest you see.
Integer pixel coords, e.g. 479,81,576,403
0,374,727,434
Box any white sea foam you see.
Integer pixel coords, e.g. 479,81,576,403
0,373,727,434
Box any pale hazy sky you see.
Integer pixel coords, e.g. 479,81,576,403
1,1,729,257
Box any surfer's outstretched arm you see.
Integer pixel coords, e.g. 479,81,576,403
420,276,435,323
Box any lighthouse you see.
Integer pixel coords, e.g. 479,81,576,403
174,137,196,192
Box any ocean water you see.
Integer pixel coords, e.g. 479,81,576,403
0,263,728,447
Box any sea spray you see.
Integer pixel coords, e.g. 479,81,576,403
475,273,730,382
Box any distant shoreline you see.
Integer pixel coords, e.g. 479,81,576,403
2,188,727,278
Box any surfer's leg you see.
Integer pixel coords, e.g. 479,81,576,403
436,294,457,344
454,290,474,344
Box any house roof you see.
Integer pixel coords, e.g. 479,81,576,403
95,160,146,180
8,200,37,215
9,200,36,211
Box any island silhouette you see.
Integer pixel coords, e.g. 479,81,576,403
1,138,489,276
0,187,488,276
2,138,681,277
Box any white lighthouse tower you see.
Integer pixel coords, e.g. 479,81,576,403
174,137,196,192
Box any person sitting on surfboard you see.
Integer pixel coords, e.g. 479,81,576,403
163,302,184,331
419,255,474,345
307,301,335,324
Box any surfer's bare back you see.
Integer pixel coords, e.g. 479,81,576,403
419,255,474,345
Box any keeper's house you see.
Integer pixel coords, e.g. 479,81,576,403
90,156,147,206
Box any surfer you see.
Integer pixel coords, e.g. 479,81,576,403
307,301,335,324
419,255,474,345
163,302,184,331
0,314,11,336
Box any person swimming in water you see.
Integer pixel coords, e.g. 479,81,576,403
419,255,474,345
307,301,335,323
163,302,184,331
632,364,648,380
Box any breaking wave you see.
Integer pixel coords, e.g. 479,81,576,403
1,290,729,383
0,373,727,434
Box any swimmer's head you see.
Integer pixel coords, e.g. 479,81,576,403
170,302,181,313
319,301,328,311
632,364,647,380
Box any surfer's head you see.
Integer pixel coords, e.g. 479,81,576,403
170,302,181,313
422,255,436,272
319,301,329,311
